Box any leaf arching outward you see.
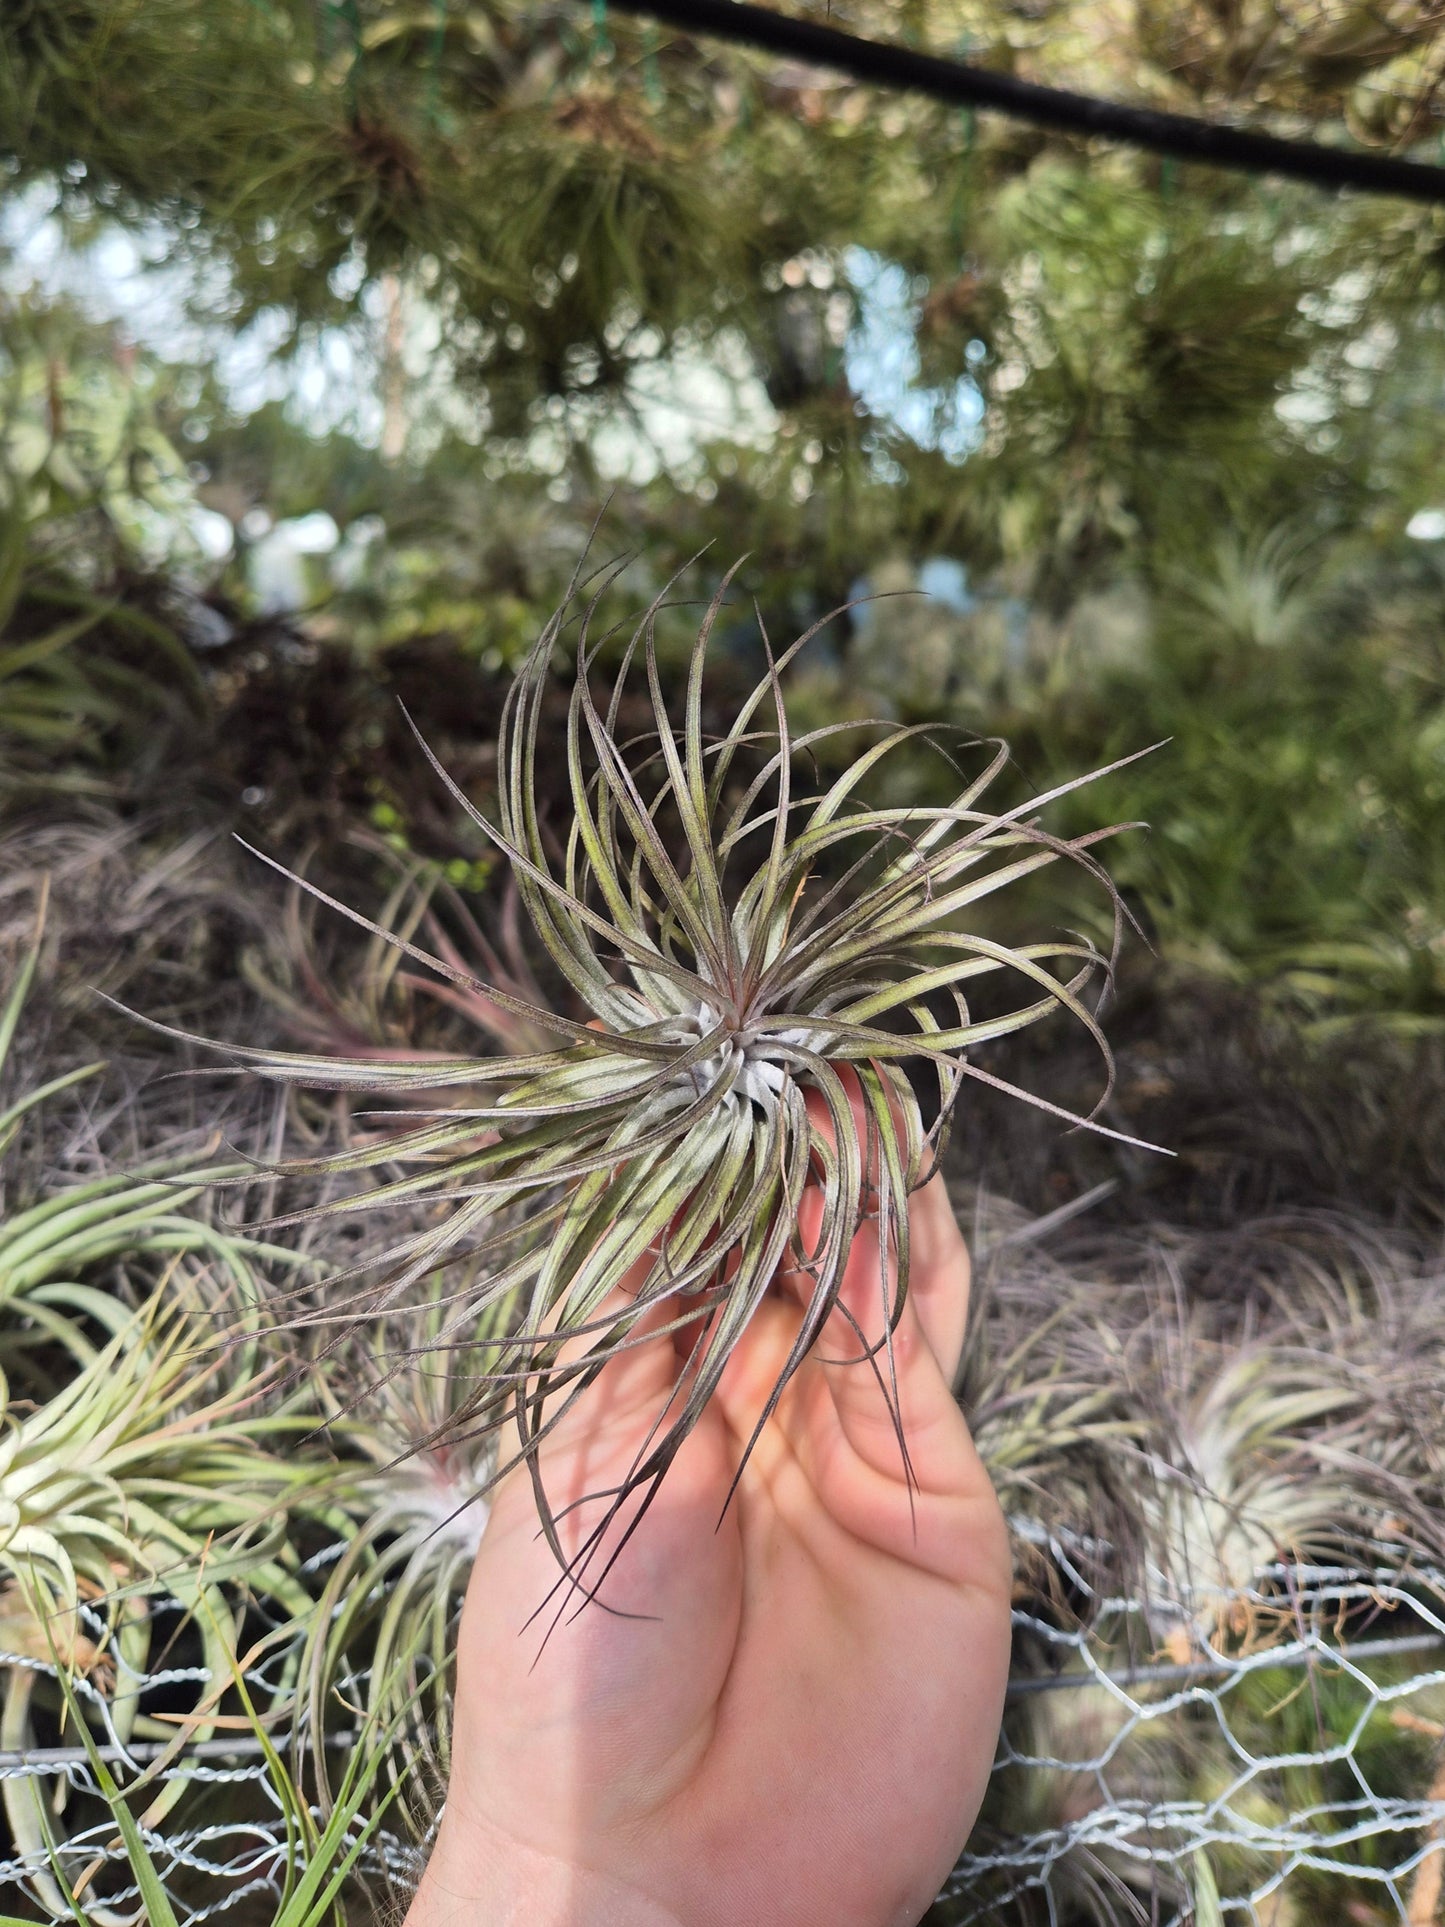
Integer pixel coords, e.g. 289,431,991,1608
147,560,1162,1595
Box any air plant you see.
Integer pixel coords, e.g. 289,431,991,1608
1115,1306,1372,1657
960,1194,1442,1647
0,1266,330,1923
242,830,557,1074
1242,1215,1445,1546
151,561,1156,1581
987,1239,1390,1651
1172,524,1325,655
302,1279,508,1834
1085,1218,1445,1656
0,929,336,1920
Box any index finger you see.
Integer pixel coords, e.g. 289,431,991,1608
797,1069,971,1384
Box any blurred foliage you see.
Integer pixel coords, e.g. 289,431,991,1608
2,0,1445,1032
1005,534,1445,1032
0,301,212,792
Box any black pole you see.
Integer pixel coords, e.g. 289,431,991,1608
598,0,1445,205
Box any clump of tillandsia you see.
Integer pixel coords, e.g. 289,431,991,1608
1128,1320,1378,1657
303,1280,507,1834
0,1269,326,1923
241,829,558,1077
167,560,1160,1584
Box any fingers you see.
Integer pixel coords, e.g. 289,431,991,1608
802,1201,970,1491
794,1070,971,1383
490,1025,708,1480
907,1167,971,1388
721,1069,965,1498
488,1244,693,1517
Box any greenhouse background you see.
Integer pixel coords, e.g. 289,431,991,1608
5,3,1445,1921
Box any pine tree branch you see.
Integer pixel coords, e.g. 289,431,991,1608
599,0,1445,205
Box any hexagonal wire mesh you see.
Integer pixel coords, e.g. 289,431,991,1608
6,1550,1445,1924
0,1552,428,1926
944,1544,1445,1924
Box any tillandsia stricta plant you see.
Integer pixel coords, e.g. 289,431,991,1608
0,1265,328,1923
241,830,557,1074
302,1278,509,1834
148,558,1161,1587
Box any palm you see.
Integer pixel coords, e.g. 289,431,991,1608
414,1170,1011,1927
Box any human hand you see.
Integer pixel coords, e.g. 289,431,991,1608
406,1087,1011,1927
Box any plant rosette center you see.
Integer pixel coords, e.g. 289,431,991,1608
652,1004,818,1110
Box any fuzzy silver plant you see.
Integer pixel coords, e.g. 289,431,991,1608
149,561,1155,1569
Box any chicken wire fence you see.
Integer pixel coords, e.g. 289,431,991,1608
0,1558,429,1926
0,1731,418,1927
5,1550,1445,1924
944,1545,1445,1924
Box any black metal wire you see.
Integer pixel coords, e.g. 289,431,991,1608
597,0,1445,205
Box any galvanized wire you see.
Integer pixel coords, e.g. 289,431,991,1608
947,1550,1445,1923
5,1555,1445,1923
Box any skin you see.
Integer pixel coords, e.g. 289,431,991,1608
406,1083,1012,1927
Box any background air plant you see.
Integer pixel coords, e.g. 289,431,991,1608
304,1276,507,1836
163,562,1155,1581
243,831,557,1077
1124,1323,1365,1656
0,932,336,1922
954,1192,1445,1649
1094,1220,1445,1657
966,1202,1443,1655
0,1263,329,1923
